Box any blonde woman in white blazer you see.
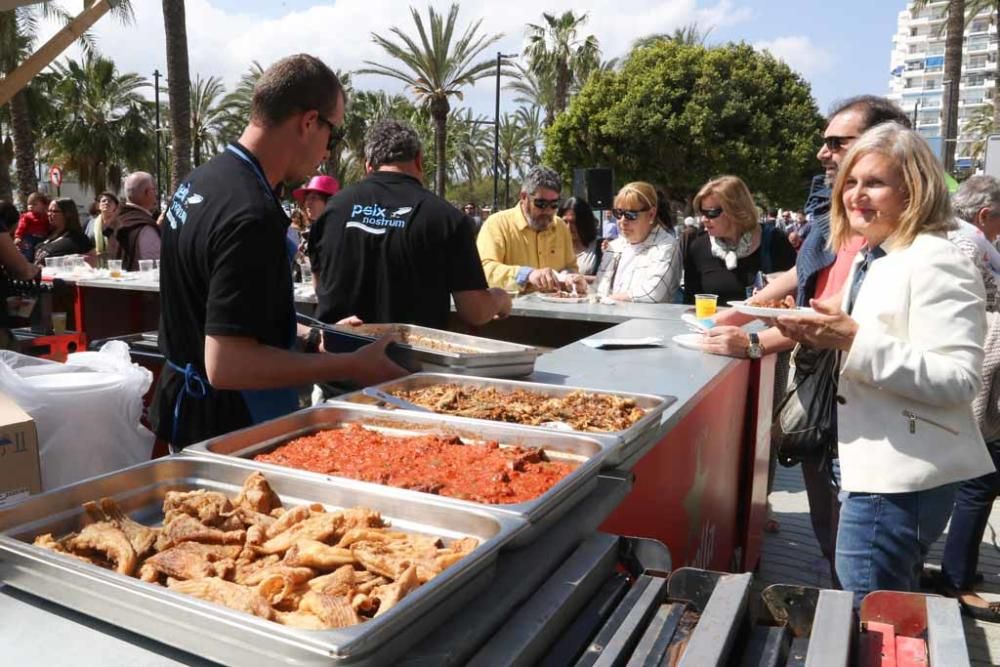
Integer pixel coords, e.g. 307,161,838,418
776,122,995,607
595,182,681,303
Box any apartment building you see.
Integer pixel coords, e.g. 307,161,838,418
887,0,997,170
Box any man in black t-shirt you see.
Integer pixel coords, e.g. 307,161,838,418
151,55,405,450
310,119,510,329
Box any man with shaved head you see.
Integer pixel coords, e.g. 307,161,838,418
114,170,161,270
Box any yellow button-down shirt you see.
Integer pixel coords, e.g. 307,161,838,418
476,204,578,290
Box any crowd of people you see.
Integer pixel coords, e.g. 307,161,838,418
3,52,1000,620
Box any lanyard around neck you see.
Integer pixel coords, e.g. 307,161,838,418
225,144,283,212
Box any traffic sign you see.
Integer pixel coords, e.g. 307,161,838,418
49,165,62,188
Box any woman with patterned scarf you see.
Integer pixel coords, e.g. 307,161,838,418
682,175,796,305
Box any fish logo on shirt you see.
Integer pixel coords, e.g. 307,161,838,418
390,207,413,217
186,194,204,205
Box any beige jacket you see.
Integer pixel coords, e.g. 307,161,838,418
837,232,995,493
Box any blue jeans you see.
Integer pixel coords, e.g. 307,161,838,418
941,441,1000,590
836,483,957,608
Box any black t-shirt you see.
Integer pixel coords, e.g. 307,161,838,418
683,229,796,304
309,171,487,329
32,231,93,266
151,144,296,448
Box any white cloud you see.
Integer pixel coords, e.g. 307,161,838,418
752,36,836,79
33,0,752,115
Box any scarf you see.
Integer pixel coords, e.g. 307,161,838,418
709,230,754,270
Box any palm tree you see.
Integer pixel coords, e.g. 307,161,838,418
189,75,226,167
448,108,492,185
524,11,600,125
505,62,556,124
358,3,503,196
631,23,713,51
163,0,192,192
515,105,543,166
43,55,153,195
218,61,264,142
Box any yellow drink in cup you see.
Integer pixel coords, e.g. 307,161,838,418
695,293,718,319
108,259,123,278
51,312,67,335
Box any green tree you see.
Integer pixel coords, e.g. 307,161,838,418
524,11,600,126
544,41,824,208
190,74,226,167
632,23,713,51
218,61,264,142
359,3,503,196
337,89,417,185
43,54,154,195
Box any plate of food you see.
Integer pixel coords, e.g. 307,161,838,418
536,291,589,304
728,296,815,318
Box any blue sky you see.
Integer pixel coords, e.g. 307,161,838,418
42,0,908,117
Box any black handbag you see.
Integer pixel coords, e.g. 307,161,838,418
772,344,840,467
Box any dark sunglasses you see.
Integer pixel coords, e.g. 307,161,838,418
532,197,561,210
699,207,724,219
822,135,857,152
613,208,650,221
317,115,346,152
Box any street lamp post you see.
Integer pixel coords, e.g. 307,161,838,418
153,69,162,206
493,52,518,211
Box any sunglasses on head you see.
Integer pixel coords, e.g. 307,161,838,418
699,207,724,219
613,208,649,221
822,135,857,152
532,198,561,210
316,115,346,152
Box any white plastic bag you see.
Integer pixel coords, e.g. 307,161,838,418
0,341,154,490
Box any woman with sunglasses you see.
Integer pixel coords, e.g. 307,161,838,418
557,197,601,276
594,182,680,302
683,175,796,305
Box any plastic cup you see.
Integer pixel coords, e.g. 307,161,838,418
44,256,64,271
51,311,67,335
695,294,718,319
108,259,123,278
138,259,155,274
299,260,313,284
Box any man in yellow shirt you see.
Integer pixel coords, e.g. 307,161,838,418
477,166,587,292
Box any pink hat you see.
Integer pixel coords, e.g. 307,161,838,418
292,174,340,202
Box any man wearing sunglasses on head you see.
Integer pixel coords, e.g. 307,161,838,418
477,166,587,294
699,95,912,587
152,54,406,452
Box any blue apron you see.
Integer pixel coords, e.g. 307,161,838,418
167,144,299,445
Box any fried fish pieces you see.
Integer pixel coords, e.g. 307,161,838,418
167,577,274,620
234,471,282,515
139,542,242,582
65,522,138,576
298,591,360,628
283,539,355,570
163,513,246,547
83,498,159,558
163,489,235,527
259,512,344,555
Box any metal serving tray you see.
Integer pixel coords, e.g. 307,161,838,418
336,373,676,467
322,323,541,378
186,404,608,547
0,455,524,667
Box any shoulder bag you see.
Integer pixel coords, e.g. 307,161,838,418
772,343,840,467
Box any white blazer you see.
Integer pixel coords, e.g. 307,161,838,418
837,232,995,493
595,226,680,303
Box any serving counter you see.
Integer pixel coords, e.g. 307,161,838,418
2,277,774,664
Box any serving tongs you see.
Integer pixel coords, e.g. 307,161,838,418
362,387,433,413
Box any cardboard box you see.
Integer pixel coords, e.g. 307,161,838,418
0,393,41,509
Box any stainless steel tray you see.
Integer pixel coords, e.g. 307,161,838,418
336,373,675,467
185,404,608,546
0,455,524,666
325,323,541,378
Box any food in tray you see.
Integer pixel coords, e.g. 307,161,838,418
389,384,646,432
253,424,575,504
746,295,796,309
341,324,485,354
28,471,477,629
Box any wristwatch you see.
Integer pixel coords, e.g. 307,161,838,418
746,332,763,360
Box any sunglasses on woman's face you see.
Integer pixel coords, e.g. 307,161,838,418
699,207,724,219
613,208,649,221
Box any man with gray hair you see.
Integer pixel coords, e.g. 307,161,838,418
310,118,511,329
951,174,1000,279
113,170,161,271
477,165,587,293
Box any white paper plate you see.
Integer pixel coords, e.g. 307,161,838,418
22,371,120,391
672,333,707,351
728,300,815,318
536,294,589,304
